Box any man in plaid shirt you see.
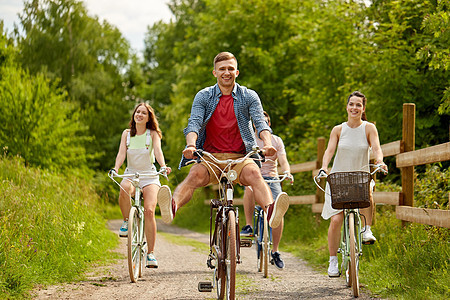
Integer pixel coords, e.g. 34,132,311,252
158,52,289,230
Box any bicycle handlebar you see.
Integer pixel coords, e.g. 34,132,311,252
314,163,388,192
188,147,264,166
264,171,294,184
108,168,169,181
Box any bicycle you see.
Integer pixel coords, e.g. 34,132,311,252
314,164,387,297
108,168,168,283
243,172,292,278
196,147,264,300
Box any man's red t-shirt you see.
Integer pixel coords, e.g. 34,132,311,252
203,94,246,154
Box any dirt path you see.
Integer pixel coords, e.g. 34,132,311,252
34,220,380,299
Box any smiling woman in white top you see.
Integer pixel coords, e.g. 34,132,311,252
319,91,388,277
111,103,172,268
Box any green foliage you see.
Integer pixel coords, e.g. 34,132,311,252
0,31,89,171
415,164,449,209
144,0,449,171
0,155,118,299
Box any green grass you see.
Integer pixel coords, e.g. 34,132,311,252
0,156,119,299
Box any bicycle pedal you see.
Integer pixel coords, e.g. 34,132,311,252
198,282,213,292
240,239,252,248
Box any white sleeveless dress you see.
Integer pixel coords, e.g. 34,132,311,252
321,121,374,220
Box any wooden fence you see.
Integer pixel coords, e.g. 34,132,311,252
232,103,450,228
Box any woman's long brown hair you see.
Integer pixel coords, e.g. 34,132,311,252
129,103,162,138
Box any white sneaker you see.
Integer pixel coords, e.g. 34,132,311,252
267,192,289,228
146,252,158,268
158,185,175,224
362,226,377,244
328,256,340,277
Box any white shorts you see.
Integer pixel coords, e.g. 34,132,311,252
124,166,161,190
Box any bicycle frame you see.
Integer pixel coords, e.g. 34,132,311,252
109,170,168,282
196,148,263,299
314,164,387,297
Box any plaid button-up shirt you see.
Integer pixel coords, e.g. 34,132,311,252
179,83,271,168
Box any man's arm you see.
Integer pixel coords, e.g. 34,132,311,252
183,132,198,159
259,130,276,156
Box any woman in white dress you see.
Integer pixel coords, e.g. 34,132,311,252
112,103,172,268
319,91,388,277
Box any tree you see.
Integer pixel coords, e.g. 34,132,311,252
17,0,136,169
0,29,88,170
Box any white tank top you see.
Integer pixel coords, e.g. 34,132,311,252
321,121,372,220
331,121,370,173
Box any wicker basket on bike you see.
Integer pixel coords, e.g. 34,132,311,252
327,171,371,209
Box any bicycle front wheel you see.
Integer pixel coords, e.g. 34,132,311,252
263,211,269,278
128,207,142,283
349,213,360,297
255,210,263,272
225,210,237,299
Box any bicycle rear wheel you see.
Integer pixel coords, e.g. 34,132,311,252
349,213,360,297
263,211,269,278
128,207,141,282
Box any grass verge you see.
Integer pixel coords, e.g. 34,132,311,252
0,156,118,299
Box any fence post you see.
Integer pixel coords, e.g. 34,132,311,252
401,103,415,225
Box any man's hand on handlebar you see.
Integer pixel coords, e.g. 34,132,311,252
262,145,277,157
183,145,197,159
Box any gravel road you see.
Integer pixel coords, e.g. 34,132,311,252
33,219,380,299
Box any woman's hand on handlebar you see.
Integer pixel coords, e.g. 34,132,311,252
375,161,388,174
108,168,118,177
317,168,328,179
160,166,172,175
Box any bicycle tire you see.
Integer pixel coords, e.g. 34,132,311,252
216,217,226,300
226,210,237,299
263,211,269,278
255,210,263,272
128,207,141,282
257,244,263,272
349,213,360,297
139,230,147,278
342,216,352,287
